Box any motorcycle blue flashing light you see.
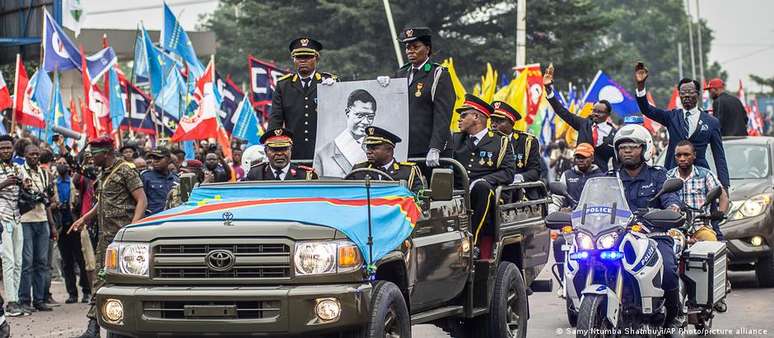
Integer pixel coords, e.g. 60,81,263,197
569,251,590,260
600,250,624,260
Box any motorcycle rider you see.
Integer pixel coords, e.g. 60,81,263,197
611,124,683,329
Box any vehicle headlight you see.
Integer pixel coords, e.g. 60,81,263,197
596,232,619,250
732,194,772,220
294,240,363,276
576,233,594,250
105,242,149,277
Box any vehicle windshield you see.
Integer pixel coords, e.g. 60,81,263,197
572,177,632,236
725,144,770,179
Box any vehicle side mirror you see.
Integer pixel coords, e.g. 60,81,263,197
701,187,723,209
649,178,683,202
546,211,572,230
643,209,685,229
430,168,453,201
549,181,569,196
179,173,196,203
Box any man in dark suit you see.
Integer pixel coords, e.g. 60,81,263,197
634,62,730,188
268,37,336,161
452,94,515,260
543,65,617,172
245,128,318,181
489,101,543,200
382,27,453,167
347,126,424,192
706,78,748,136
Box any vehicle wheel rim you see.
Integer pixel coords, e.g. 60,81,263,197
384,307,401,338
506,284,521,336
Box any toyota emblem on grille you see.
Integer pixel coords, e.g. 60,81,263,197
206,250,235,272
222,212,234,226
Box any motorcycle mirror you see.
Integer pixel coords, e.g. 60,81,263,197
546,211,572,230
701,187,723,209
549,181,569,196
649,178,684,203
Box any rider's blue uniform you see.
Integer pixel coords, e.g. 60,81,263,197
614,165,681,291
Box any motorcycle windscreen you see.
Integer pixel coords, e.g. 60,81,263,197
571,177,632,236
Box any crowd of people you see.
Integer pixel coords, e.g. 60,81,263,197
0,24,752,337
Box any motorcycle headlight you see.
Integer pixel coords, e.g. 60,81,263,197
732,194,772,220
576,233,594,251
596,232,619,250
294,240,362,276
106,242,149,277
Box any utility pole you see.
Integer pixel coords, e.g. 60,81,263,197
678,42,684,79
382,0,404,67
695,0,705,83
686,0,696,79
516,0,526,67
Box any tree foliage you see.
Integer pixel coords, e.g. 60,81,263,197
203,0,722,105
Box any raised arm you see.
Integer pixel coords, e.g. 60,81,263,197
634,62,670,126
543,64,586,130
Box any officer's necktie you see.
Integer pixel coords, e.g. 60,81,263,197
302,78,311,89
467,136,477,151
409,68,418,84
592,124,599,146
684,111,691,134
275,169,283,180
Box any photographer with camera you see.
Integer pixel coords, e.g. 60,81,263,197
18,144,57,313
0,135,25,319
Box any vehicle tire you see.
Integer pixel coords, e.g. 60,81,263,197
476,261,528,338
566,296,578,327
755,250,774,287
576,294,614,338
365,281,411,338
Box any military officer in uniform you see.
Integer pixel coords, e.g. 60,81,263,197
268,37,336,161
347,126,424,192
452,94,515,260
379,27,453,168
489,100,543,200
245,128,318,181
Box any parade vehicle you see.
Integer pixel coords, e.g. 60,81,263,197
546,176,685,337
94,158,551,338
673,186,728,332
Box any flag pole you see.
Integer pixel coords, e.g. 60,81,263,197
381,0,404,67
11,54,20,135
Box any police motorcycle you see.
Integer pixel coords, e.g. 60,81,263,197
669,187,728,333
546,176,685,337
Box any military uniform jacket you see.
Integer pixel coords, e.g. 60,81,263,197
245,163,318,181
394,60,454,157
268,71,335,160
96,159,143,236
452,130,516,187
509,131,541,182
347,160,423,192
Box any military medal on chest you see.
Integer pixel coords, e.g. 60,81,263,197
415,82,424,97
486,152,494,166
478,151,486,165
517,154,524,168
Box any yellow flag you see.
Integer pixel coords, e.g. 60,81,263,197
441,58,466,132
506,70,529,131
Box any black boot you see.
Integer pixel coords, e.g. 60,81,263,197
75,318,100,338
663,288,684,329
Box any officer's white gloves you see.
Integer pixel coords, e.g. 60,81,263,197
426,148,441,167
321,77,336,86
377,76,391,87
512,174,524,184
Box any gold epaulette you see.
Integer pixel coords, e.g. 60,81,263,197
277,73,293,82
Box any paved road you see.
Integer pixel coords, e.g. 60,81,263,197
5,266,773,337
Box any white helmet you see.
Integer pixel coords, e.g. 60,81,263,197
613,124,655,161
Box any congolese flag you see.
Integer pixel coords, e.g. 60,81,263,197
130,184,421,263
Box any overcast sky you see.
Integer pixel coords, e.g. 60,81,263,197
81,0,774,92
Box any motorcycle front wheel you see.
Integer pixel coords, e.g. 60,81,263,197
576,294,615,338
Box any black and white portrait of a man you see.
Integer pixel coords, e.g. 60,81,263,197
314,80,408,177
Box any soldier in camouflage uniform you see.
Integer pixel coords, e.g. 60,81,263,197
68,137,147,338
165,160,206,210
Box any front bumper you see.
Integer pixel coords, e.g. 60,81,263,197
96,283,372,337
721,211,774,264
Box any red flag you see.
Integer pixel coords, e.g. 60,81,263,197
0,70,11,111
81,98,97,140
69,97,82,133
666,86,681,111
171,59,232,159
12,54,31,129
80,47,98,140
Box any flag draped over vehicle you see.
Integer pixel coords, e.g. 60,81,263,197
130,184,421,264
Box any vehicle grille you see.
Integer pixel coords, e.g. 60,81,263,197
153,242,291,280
143,300,281,319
